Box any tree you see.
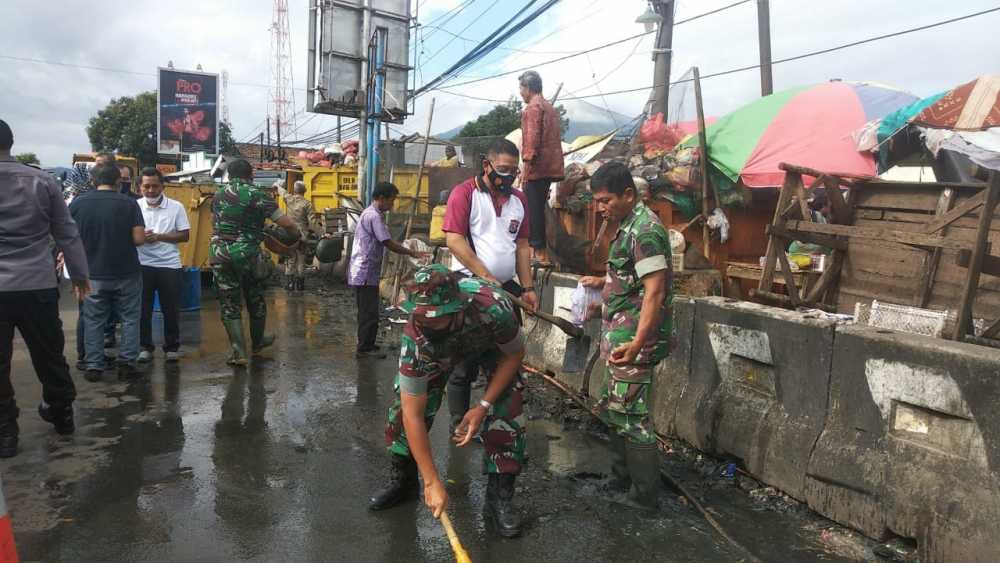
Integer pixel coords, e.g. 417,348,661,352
87,91,239,166
457,98,570,139
87,91,158,167
219,121,239,156
15,153,39,165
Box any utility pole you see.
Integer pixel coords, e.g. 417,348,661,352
757,0,774,96
651,0,675,118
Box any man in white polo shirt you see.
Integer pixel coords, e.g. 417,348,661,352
442,138,538,431
136,168,190,362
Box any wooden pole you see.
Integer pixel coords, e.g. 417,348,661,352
693,67,711,258
549,82,564,104
953,171,1000,340
756,0,774,96
390,98,436,304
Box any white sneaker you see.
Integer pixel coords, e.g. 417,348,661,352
138,350,153,363
165,351,180,362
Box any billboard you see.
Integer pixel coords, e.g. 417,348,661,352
157,68,219,154
306,0,411,122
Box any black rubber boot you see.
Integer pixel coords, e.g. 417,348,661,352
369,454,419,511
624,441,661,510
607,433,631,492
249,317,275,356
0,400,19,458
38,401,74,435
486,473,522,538
285,277,295,291
296,277,305,291
447,379,472,435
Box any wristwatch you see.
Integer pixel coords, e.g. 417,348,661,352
478,399,492,410
522,287,535,294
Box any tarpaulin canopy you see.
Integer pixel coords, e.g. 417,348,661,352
683,81,919,188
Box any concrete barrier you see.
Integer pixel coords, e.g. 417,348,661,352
674,297,837,500
806,324,1000,562
648,297,696,437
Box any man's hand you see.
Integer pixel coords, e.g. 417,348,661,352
452,405,488,447
72,279,91,302
409,249,432,260
520,290,539,312
609,341,640,366
579,276,605,289
423,478,449,519
54,252,65,275
145,230,159,243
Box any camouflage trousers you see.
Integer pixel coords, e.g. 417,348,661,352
212,261,267,322
385,371,526,475
597,362,657,446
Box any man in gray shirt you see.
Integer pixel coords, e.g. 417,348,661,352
0,119,90,458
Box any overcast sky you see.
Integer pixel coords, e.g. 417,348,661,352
2,0,999,166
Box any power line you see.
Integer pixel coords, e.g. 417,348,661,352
440,3,1000,100
419,24,579,54
422,0,501,64
420,0,478,40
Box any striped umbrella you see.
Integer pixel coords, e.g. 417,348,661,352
684,81,919,188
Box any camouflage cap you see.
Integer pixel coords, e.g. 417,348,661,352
401,264,472,318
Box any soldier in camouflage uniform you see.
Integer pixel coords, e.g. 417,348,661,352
282,180,314,291
210,159,300,366
581,161,672,509
369,264,527,538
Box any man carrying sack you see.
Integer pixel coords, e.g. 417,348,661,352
369,264,527,538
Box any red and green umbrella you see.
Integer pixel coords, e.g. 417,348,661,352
684,81,919,188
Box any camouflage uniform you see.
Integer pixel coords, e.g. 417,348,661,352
210,179,286,321
599,201,673,446
282,193,313,277
385,274,527,474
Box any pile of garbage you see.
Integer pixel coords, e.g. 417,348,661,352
296,140,360,167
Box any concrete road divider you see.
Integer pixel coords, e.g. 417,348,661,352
674,297,837,500
806,324,1000,563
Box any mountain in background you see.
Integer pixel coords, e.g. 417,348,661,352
435,106,638,141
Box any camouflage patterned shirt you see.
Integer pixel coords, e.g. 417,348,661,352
398,278,523,396
600,201,673,365
209,178,286,267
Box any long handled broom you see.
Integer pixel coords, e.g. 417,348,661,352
440,512,472,563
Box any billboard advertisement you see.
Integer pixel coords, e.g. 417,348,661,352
157,68,219,154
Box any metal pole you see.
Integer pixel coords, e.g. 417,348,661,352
337,116,342,143
276,115,282,162
366,26,387,205
266,118,271,161
757,0,774,96
651,0,674,117
259,132,264,165
693,67,711,258
550,82,564,104
306,0,317,111
358,0,372,204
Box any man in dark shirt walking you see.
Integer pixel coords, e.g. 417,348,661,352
0,119,90,457
70,163,146,382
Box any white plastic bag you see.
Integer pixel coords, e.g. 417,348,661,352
570,281,602,327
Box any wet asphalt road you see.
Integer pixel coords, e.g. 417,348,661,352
1,284,868,562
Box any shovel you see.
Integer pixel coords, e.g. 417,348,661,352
500,291,590,374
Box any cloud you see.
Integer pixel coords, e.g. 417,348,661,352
2,0,999,165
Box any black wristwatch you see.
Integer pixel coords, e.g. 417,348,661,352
522,287,536,294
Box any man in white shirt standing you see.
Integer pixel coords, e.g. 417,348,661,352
442,138,538,436
136,168,190,362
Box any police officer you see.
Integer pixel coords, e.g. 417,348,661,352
210,159,301,366
369,264,527,538
580,161,673,509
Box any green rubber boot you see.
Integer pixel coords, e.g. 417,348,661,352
624,441,661,510
250,317,275,355
222,319,249,366
607,433,632,492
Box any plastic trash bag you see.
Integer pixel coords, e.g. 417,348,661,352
570,282,603,327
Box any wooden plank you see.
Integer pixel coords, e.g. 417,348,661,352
786,220,976,251
776,249,802,306
796,174,813,224
766,225,848,250
778,163,872,184
924,190,985,234
693,67,712,259
805,251,840,303
823,175,850,224
854,188,942,213
759,171,798,290
953,172,1000,340
956,249,1000,278
917,188,955,307
982,317,1000,340
856,209,884,221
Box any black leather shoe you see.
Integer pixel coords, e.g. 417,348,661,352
369,455,418,511
485,473,522,538
38,402,74,435
0,436,17,459
84,369,103,383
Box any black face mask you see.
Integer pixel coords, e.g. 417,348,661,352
487,168,515,195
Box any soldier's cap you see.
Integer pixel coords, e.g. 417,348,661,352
401,264,472,318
